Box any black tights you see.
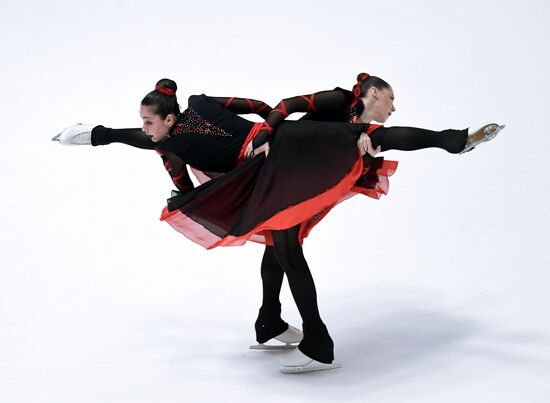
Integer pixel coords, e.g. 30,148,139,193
255,126,468,362
370,126,467,154
91,126,467,154
255,246,288,343
256,226,334,364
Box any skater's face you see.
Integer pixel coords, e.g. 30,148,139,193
361,86,396,123
140,105,175,142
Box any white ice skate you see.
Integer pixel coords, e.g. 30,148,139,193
52,124,94,145
459,123,505,154
280,348,343,374
249,325,303,350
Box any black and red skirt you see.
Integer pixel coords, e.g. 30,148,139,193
160,120,397,249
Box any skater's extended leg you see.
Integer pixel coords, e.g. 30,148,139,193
271,226,334,364
55,124,156,149
370,126,467,154
91,126,156,149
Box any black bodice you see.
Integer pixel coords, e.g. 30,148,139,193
155,95,255,173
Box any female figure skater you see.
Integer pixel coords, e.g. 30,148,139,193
55,76,503,373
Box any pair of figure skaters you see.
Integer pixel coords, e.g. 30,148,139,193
55,73,503,373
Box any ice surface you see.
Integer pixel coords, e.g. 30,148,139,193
1,1,549,402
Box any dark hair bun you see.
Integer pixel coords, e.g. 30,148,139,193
156,78,178,93
142,78,181,118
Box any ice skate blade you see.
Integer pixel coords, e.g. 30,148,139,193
250,343,297,350
459,123,505,154
52,124,74,141
280,362,343,374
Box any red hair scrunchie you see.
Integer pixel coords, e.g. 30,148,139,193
352,72,370,98
155,85,177,98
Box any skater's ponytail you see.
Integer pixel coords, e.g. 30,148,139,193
141,78,181,119
352,73,391,98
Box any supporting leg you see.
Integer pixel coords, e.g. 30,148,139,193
254,246,289,343
271,226,334,364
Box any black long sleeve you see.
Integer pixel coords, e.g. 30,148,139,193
207,96,273,118
252,88,355,148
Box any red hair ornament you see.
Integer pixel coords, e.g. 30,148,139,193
350,72,370,108
155,85,177,98
352,72,370,97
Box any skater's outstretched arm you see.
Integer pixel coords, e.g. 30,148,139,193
251,89,354,148
207,96,273,118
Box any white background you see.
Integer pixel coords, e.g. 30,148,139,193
1,0,549,402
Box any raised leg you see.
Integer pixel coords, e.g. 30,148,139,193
91,126,156,149
370,126,468,154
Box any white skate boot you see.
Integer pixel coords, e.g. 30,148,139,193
280,348,343,374
459,123,505,154
52,124,95,145
249,325,303,350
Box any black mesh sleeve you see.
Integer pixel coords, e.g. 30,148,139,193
252,89,354,148
208,96,273,119
158,151,194,193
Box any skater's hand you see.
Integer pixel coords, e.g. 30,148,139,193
245,141,270,159
358,132,381,157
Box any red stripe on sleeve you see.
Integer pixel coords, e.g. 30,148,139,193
224,97,235,108
299,94,317,112
272,100,289,118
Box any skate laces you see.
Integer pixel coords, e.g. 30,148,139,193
286,325,301,337
69,125,92,145
273,324,303,344
74,131,91,144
